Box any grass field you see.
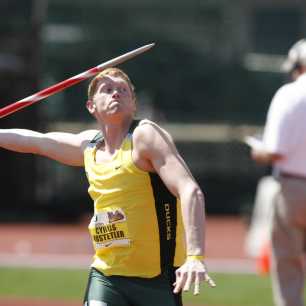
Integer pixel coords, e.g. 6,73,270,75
0,267,305,306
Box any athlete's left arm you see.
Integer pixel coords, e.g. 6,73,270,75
133,122,216,295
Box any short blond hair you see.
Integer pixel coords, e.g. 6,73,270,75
87,67,135,100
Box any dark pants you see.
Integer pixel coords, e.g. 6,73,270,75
83,267,183,306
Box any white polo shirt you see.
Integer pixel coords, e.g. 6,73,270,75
263,73,306,176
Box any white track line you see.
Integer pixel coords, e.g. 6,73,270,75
0,252,257,274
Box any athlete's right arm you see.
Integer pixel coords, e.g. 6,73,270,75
0,129,98,166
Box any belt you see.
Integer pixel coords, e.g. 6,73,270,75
279,171,306,180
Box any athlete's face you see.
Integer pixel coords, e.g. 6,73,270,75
87,75,136,122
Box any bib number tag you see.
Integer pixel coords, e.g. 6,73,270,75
89,208,130,249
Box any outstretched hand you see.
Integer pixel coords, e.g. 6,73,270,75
173,258,216,295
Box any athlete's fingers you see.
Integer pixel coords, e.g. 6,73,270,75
173,270,180,286
205,274,216,288
194,274,200,295
173,272,187,294
183,271,195,292
173,269,180,291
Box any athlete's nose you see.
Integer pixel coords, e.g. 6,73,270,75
112,90,120,99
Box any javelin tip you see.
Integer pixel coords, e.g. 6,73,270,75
140,42,155,50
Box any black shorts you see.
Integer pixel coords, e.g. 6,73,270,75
83,267,183,306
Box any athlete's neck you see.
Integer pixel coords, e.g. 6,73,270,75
100,117,133,152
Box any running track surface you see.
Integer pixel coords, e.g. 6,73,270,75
0,216,256,306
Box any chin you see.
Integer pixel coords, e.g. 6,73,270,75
105,113,124,123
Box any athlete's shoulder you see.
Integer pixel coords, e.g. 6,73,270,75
134,119,172,140
78,129,100,151
79,129,100,139
133,119,175,154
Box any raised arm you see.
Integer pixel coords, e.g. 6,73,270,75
0,128,98,166
133,121,215,294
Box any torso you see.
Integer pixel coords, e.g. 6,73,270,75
83,120,186,277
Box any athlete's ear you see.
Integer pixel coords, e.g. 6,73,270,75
86,99,96,114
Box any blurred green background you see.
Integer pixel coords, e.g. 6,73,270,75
0,267,275,306
1,266,305,306
0,0,305,222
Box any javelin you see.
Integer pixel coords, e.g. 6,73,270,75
0,43,155,119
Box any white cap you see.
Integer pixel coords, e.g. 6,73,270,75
282,39,306,72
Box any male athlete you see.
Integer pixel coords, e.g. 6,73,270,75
0,68,215,306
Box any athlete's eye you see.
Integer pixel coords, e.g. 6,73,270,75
106,86,113,93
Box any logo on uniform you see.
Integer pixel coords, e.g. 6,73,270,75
108,210,125,223
165,203,172,240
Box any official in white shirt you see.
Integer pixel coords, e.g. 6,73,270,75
252,39,306,306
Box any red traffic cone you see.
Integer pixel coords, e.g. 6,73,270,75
256,242,271,275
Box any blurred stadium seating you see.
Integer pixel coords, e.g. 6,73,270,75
0,0,305,221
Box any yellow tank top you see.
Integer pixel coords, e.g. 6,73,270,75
84,120,185,278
